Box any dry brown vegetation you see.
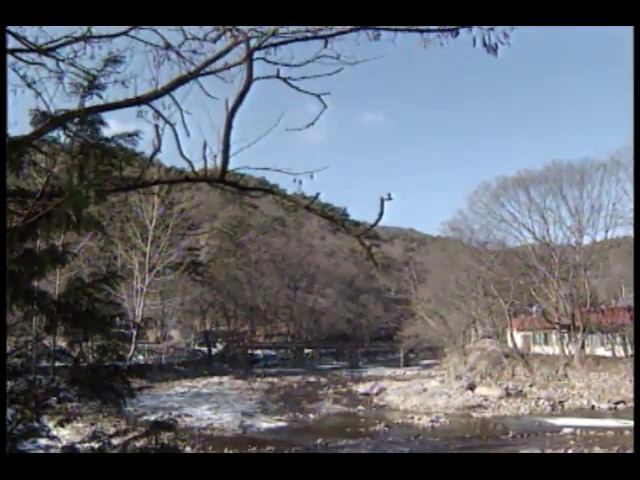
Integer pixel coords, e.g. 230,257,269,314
128,166,633,366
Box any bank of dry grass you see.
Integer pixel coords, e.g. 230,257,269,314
353,345,633,426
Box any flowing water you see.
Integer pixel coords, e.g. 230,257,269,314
163,408,633,453
126,366,634,453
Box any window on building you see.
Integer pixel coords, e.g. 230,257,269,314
603,334,614,347
532,332,551,346
586,335,600,349
559,332,569,346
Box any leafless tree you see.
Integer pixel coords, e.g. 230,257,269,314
7,26,512,264
144,278,195,364
446,155,630,366
183,204,280,367
264,214,321,349
612,147,634,229
396,258,480,362
105,185,193,363
436,223,534,366
181,279,224,366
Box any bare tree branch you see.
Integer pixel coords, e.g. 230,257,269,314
8,26,513,268
220,34,254,179
445,155,630,365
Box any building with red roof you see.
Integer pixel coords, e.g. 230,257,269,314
507,298,633,357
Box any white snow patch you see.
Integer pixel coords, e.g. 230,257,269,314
16,437,60,453
242,416,289,431
345,366,428,378
194,346,223,356
128,376,289,433
249,349,278,357
260,367,307,374
316,362,350,370
418,360,439,367
48,423,87,445
309,401,352,415
7,408,17,423
535,417,634,429
355,382,386,396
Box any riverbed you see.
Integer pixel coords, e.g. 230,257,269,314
122,364,633,453
19,361,634,453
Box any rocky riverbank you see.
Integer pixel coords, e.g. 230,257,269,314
14,370,358,452
348,346,633,430
11,350,633,453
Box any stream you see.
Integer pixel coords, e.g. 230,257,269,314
126,366,634,453
257,411,633,453
134,407,634,453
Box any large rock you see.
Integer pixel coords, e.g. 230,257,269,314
473,385,507,399
356,382,386,397
607,399,628,410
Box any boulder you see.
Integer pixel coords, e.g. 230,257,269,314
428,414,445,425
147,418,179,433
607,399,628,410
504,385,524,397
356,382,386,397
464,381,477,392
61,444,81,453
473,385,507,399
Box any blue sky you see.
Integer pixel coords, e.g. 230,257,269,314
10,27,633,235
235,26,633,234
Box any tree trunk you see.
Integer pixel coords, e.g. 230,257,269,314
622,329,632,357
348,345,360,369
31,238,42,378
558,328,568,357
609,334,618,359
31,313,38,377
506,317,522,357
399,346,411,368
126,325,140,365
87,338,93,364
227,342,250,371
572,328,587,368
50,317,60,379
161,342,167,366
203,329,213,366
50,328,57,380
291,346,305,367
50,235,64,380
239,345,250,372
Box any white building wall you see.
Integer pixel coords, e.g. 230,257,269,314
588,345,631,357
507,329,633,358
